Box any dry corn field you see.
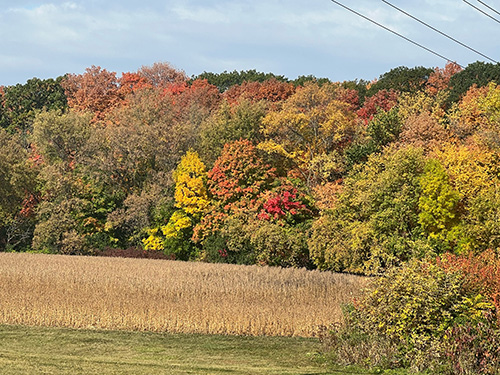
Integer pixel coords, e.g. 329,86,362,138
0,253,367,337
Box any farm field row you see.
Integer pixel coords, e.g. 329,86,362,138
0,253,366,337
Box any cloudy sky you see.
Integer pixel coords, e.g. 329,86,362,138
1,0,499,86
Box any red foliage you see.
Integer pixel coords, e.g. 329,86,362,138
118,72,153,96
258,187,308,221
166,79,221,121
19,192,41,218
223,79,296,106
335,87,360,111
357,89,399,123
438,250,500,322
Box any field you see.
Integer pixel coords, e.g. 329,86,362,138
0,253,367,337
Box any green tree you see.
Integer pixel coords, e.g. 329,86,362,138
367,65,434,96
198,99,266,165
194,70,287,92
447,61,500,105
0,129,36,250
309,146,427,274
0,77,67,134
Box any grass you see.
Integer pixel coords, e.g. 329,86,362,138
0,253,367,336
0,324,336,374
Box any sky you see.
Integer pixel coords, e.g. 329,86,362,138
0,0,499,86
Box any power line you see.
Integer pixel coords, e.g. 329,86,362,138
477,0,500,17
463,0,500,24
381,0,498,63
329,0,464,68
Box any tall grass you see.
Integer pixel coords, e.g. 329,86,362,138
0,253,366,337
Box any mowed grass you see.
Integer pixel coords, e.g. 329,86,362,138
0,253,366,337
0,324,336,375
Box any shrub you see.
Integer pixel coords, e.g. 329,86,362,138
322,258,500,373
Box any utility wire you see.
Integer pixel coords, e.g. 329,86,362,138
330,0,464,68
477,0,500,17
381,0,498,63
463,0,500,24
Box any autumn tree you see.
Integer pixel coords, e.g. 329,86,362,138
223,79,296,106
260,82,357,186
62,65,123,122
357,89,399,123
193,140,277,244
426,62,462,96
143,151,208,260
137,61,188,88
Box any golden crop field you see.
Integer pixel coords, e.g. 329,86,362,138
0,253,367,337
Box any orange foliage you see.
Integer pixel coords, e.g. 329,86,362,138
62,66,123,123
118,72,153,97
398,112,452,153
426,62,462,96
439,250,500,322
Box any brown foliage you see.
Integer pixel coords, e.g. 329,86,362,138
398,112,452,152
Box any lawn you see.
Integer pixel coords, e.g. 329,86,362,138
0,324,353,375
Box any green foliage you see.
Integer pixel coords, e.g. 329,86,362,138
0,77,67,134
310,146,427,274
194,69,287,92
0,129,37,250
367,65,434,96
447,61,500,105
198,100,266,165
367,107,402,150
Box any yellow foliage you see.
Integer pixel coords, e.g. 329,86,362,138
173,150,209,216
161,210,192,239
432,144,495,198
142,228,164,251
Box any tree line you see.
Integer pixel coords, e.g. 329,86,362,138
1,61,500,275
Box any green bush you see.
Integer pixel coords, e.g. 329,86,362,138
322,259,500,373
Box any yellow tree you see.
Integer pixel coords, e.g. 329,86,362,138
143,151,208,259
259,82,356,186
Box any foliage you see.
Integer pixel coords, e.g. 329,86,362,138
418,159,462,249
198,99,266,165
260,82,357,186
310,146,427,274
447,61,500,105
0,129,37,250
323,259,500,373
367,65,434,96
62,65,123,123
194,69,287,92
0,77,67,134
357,89,399,122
